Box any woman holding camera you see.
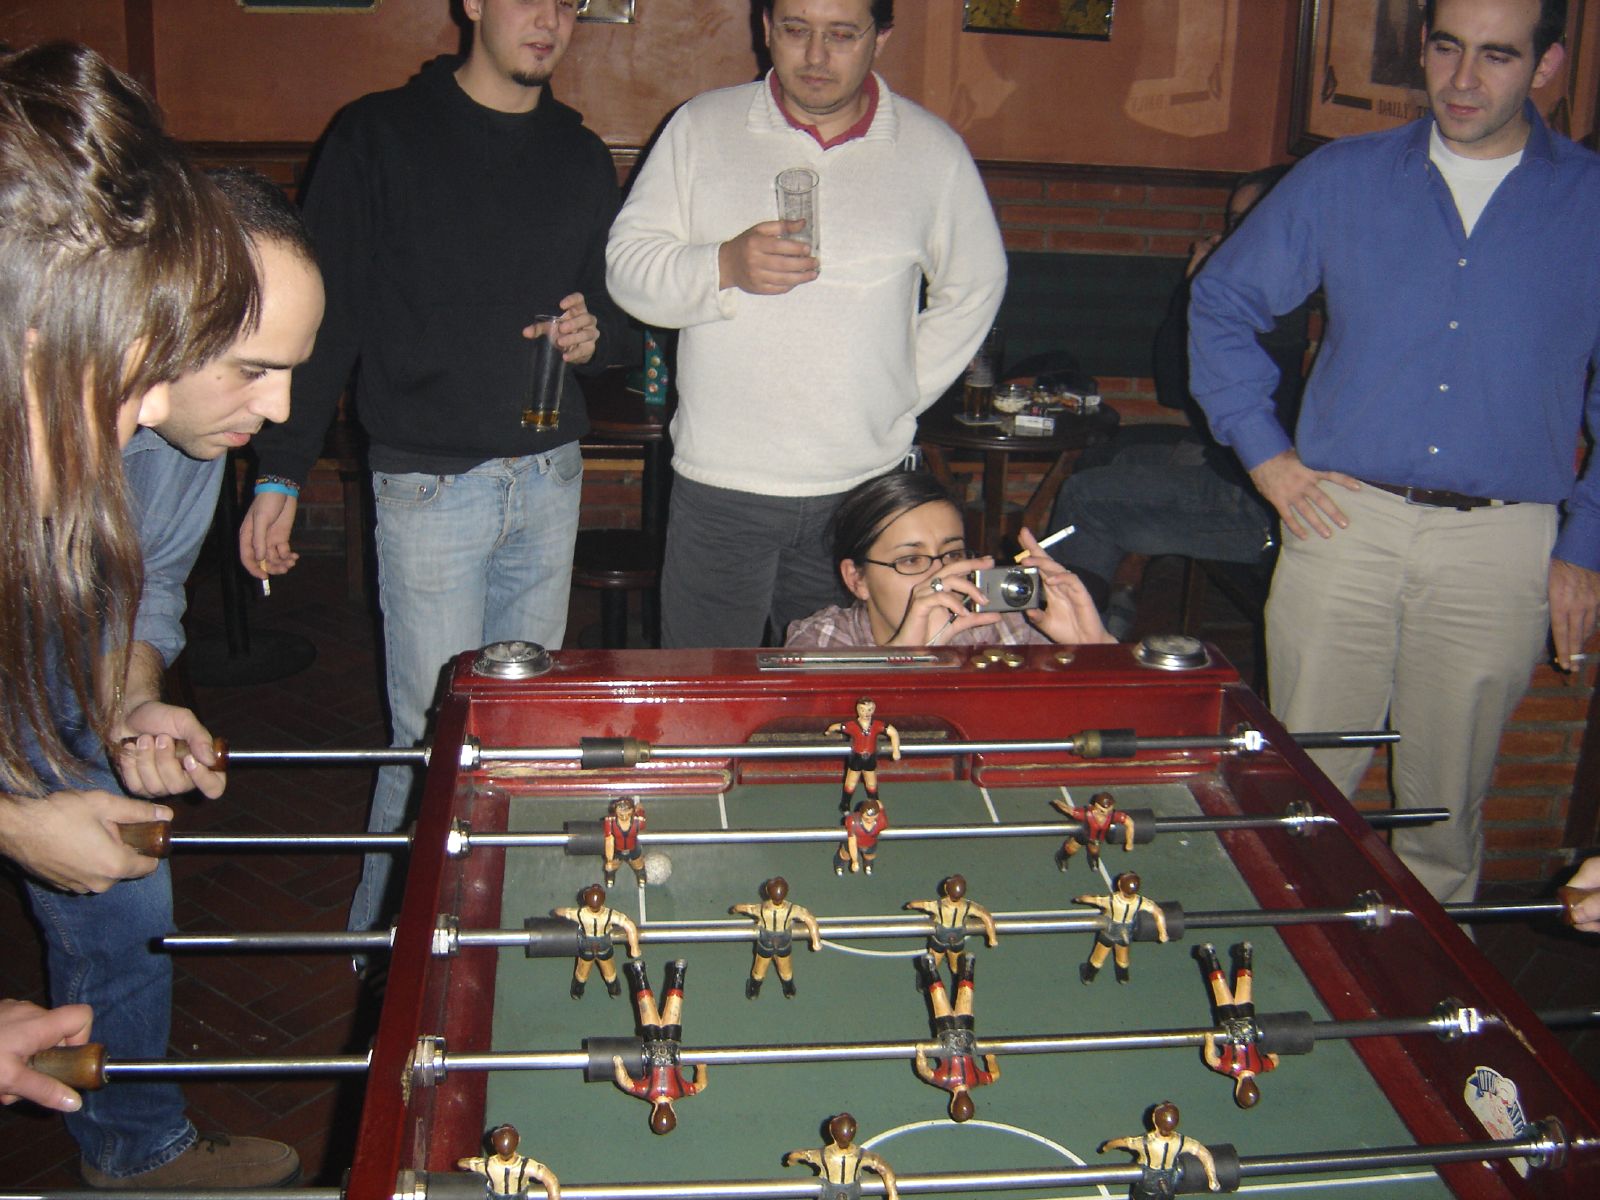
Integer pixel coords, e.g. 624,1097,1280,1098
784,473,1114,648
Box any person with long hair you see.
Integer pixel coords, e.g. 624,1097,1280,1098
0,42,299,1189
784,471,1113,648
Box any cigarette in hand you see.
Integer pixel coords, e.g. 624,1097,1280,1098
259,561,271,597
1016,525,1075,562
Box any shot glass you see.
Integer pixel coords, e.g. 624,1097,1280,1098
521,314,564,431
775,167,819,256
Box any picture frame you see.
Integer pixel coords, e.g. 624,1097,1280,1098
238,0,378,10
1288,0,1429,154
580,0,635,22
1290,0,1590,154
962,0,1115,42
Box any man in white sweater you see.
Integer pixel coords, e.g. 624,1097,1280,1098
606,0,1007,647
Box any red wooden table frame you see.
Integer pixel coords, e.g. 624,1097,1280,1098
347,644,1600,1200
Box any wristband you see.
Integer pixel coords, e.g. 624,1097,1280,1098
255,477,300,498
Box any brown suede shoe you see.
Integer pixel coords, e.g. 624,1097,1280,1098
81,1133,299,1189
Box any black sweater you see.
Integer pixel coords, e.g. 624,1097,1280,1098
255,56,624,483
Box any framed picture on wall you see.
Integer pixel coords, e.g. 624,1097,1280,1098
1288,0,1429,153
238,1,379,10
581,0,636,21
1289,0,1589,154
962,1,1115,41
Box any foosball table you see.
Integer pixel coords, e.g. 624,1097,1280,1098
337,638,1600,1200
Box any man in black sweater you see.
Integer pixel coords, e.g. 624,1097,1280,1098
243,0,624,939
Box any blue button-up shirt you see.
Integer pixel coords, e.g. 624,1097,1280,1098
123,428,226,665
1189,104,1600,571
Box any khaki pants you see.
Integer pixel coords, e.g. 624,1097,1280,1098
1266,485,1554,903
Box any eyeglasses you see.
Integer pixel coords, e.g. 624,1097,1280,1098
774,20,875,50
862,548,970,576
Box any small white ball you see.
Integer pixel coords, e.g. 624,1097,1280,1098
643,851,673,885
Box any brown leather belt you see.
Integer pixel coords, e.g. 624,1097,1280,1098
1362,479,1513,510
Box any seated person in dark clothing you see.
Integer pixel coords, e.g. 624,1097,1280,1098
1047,165,1310,637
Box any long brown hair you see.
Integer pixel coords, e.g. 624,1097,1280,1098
0,42,258,793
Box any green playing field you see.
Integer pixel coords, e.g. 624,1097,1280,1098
485,779,1453,1198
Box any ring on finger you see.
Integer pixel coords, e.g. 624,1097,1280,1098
929,577,945,594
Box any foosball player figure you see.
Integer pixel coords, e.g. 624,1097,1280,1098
552,885,641,1000
827,697,901,813
457,1124,560,1200
784,1112,899,1200
1197,941,1278,1108
1100,1102,1221,1198
912,953,999,1122
603,796,647,887
730,877,821,999
1076,872,1168,985
1050,790,1134,871
904,874,998,974
612,959,707,1134
834,797,887,876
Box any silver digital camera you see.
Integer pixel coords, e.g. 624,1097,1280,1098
967,566,1043,612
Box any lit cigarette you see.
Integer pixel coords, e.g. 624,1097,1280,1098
259,561,271,597
1015,525,1075,562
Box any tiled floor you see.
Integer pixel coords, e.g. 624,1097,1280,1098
1,548,1596,1188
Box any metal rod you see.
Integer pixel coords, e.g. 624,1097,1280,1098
162,931,395,951
226,747,428,765
54,1008,1600,1085
161,808,1452,854
162,895,1580,954
103,1055,370,1080
1292,731,1401,748
204,729,1396,772
403,1129,1563,1200
165,834,413,850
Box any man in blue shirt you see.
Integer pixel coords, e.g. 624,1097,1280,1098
1189,0,1600,903
69,172,321,1190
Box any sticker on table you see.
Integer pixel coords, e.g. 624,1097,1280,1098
1464,1065,1530,1177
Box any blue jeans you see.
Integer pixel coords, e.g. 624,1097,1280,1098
26,862,195,1177
348,447,583,932
1048,431,1275,587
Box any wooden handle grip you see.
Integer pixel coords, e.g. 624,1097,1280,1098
119,821,171,858
28,1043,107,1091
116,735,229,769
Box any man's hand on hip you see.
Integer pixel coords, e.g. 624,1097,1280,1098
1248,449,1361,541
1548,558,1600,670
718,221,818,295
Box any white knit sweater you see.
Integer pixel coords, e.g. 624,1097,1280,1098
606,74,1007,497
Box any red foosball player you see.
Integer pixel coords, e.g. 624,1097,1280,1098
1049,790,1134,872
730,877,821,999
1100,1101,1220,1197
826,697,901,813
784,1113,900,1200
904,874,998,972
834,797,888,876
457,1124,560,1200
1075,872,1168,985
603,796,647,888
912,953,999,1122
552,885,640,1000
611,960,707,1134
1198,941,1279,1108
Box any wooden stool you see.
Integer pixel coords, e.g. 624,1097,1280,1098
572,529,661,648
